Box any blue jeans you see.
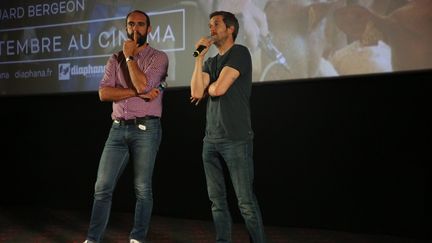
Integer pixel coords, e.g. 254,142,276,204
86,119,161,243
202,140,266,243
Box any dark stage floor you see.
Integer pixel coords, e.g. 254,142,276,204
0,206,428,243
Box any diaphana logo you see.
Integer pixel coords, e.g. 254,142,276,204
59,63,71,80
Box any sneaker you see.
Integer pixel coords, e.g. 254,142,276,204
83,240,96,243
130,239,142,243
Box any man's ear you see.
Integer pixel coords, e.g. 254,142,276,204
228,25,235,36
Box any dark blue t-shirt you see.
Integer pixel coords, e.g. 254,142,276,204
202,44,254,142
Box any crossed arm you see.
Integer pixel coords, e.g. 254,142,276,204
190,56,240,105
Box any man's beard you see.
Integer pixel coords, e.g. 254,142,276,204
127,32,147,47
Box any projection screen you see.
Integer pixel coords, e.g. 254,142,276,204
1,0,431,96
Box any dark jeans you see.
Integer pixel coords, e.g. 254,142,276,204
202,140,266,243
86,119,161,242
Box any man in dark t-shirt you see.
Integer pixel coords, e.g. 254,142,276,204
190,11,266,243
203,44,253,142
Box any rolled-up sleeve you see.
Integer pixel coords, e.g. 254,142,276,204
143,51,169,92
99,54,118,89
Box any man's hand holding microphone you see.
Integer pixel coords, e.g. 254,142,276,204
139,81,167,102
190,35,214,106
193,35,214,58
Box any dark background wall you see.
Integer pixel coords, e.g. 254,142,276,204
0,70,430,240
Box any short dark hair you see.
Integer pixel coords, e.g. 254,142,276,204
210,11,239,41
126,10,150,27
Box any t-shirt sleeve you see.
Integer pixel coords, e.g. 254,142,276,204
202,57,212,74
225,45,251,75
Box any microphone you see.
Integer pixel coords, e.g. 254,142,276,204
193,36,213,57
193,45,207,57
143,81,168,101
156,81,168,91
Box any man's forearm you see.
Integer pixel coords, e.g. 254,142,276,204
127,60,148,94
99,86,137,102
190,58,208,98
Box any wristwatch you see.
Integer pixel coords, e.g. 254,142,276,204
126,56,134,62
